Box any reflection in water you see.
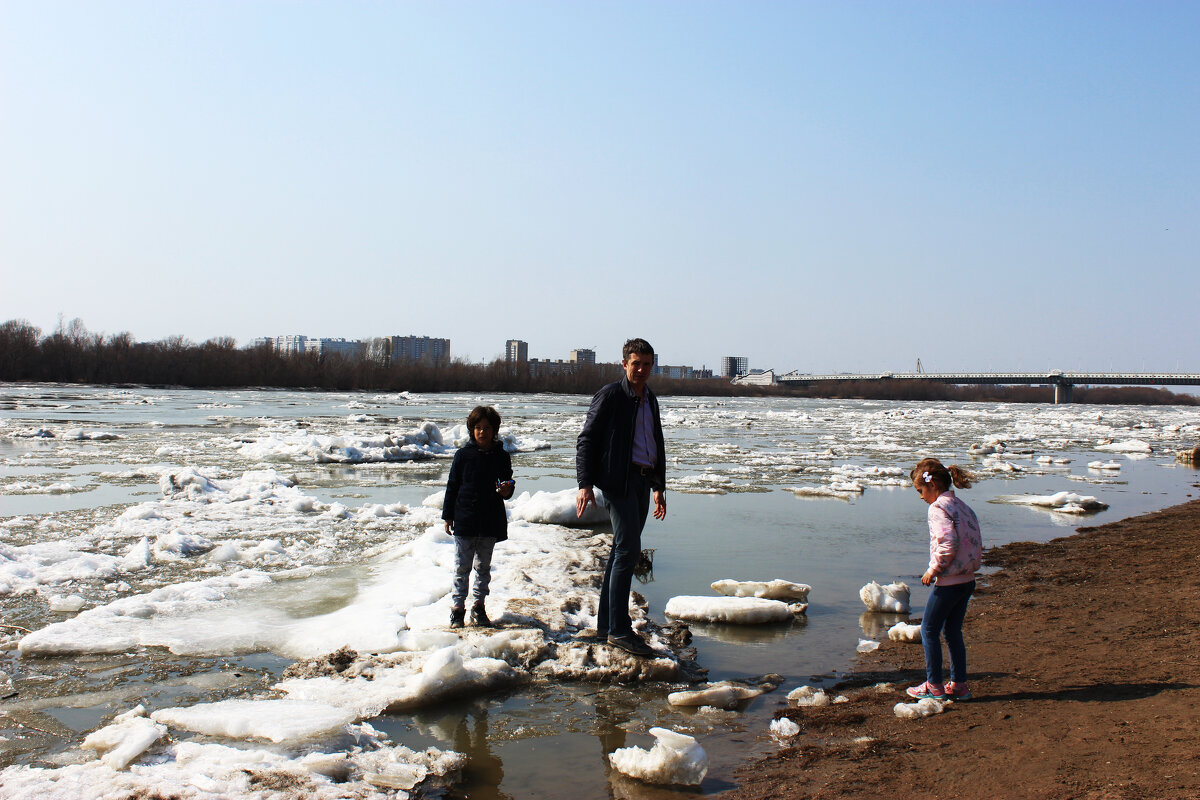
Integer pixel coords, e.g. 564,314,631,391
859,611,910,637
453,704,509,800
685,617,803,645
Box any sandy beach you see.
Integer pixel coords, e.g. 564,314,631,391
721,494,1200,800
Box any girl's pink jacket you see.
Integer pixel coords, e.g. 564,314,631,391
927,490,983,586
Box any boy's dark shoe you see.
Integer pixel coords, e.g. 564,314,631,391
449,607,465,629
470,602,492,627
607,633,652,657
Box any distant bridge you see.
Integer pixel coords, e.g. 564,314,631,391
766,371,1200,404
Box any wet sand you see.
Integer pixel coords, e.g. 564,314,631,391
720,495,1200,800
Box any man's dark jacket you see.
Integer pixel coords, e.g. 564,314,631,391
442,441,513,540
576,376,666,496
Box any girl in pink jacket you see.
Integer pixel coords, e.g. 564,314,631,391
906,457,982,701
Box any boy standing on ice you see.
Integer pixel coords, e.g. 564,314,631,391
576,338,667,656
442,406,515,628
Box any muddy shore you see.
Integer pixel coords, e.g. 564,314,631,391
720,497,1200,800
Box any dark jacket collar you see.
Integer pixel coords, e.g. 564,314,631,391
620,375,654,402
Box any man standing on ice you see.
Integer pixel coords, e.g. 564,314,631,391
576,337,667,657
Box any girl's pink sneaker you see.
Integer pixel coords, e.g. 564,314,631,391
945,681,972,700
905,681,946,700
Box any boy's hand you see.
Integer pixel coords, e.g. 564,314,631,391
444,520,453,534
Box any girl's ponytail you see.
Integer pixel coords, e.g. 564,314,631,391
911,458,975,491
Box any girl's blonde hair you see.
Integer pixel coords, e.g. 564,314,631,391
910,457,974,491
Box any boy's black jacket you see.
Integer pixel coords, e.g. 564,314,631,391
442,440,514,540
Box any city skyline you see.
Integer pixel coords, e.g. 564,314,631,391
248,332,721,375
2,3,1197,374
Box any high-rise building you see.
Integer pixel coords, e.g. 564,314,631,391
721,356,749,379
271,335,309,355
569,348,596,366
506,339,529,363
312,338,362,360
387,335,451,366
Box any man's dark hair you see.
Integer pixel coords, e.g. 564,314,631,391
622,338,654,362
466,405,501,443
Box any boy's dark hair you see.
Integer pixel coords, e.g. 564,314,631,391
622,338,654,362
467,406,501,443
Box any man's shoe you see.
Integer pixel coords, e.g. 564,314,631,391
449,607,465,629
607,634,653,657
945,681,972,700
905,681,946,700
470,603,492,627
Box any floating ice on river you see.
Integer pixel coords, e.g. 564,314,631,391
860,581,911,613
4,387,1199,798
1088,460,1123,471
711,578,811,602
1095,439,1152,453
608,727,709,786
993,491,1109,514
665,595,794,624
666,676,781,709
81,706,165,769
0,727,466,799
151,699,359,743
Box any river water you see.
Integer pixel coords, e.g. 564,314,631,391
1,386,1197,798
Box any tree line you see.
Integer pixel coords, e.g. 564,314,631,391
1,318,1195,405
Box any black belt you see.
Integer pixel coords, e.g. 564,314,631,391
631,464,655,476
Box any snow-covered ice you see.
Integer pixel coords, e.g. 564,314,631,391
608,727,708,786
859,581,911,614
894,697,947,719
769,717,800,739
993,491,1109,514
710,578,810,602
888,622,922,642
664,596,794,625
3,387,1198,798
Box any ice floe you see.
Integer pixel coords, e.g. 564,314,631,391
0,723,466,799
859,581,911,614
508,487,609,526
888,621,922,643
665,596,795,625
608,727,708,786
711,579,810,602
666,675,781,709
1095,439,1152,453
80,705,166,769
992,491,1109,514
769,717,800,739
152,699,359,744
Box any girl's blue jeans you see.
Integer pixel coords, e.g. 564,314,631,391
921,579,975,686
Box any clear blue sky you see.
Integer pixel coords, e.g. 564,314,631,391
2,1,1197,373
